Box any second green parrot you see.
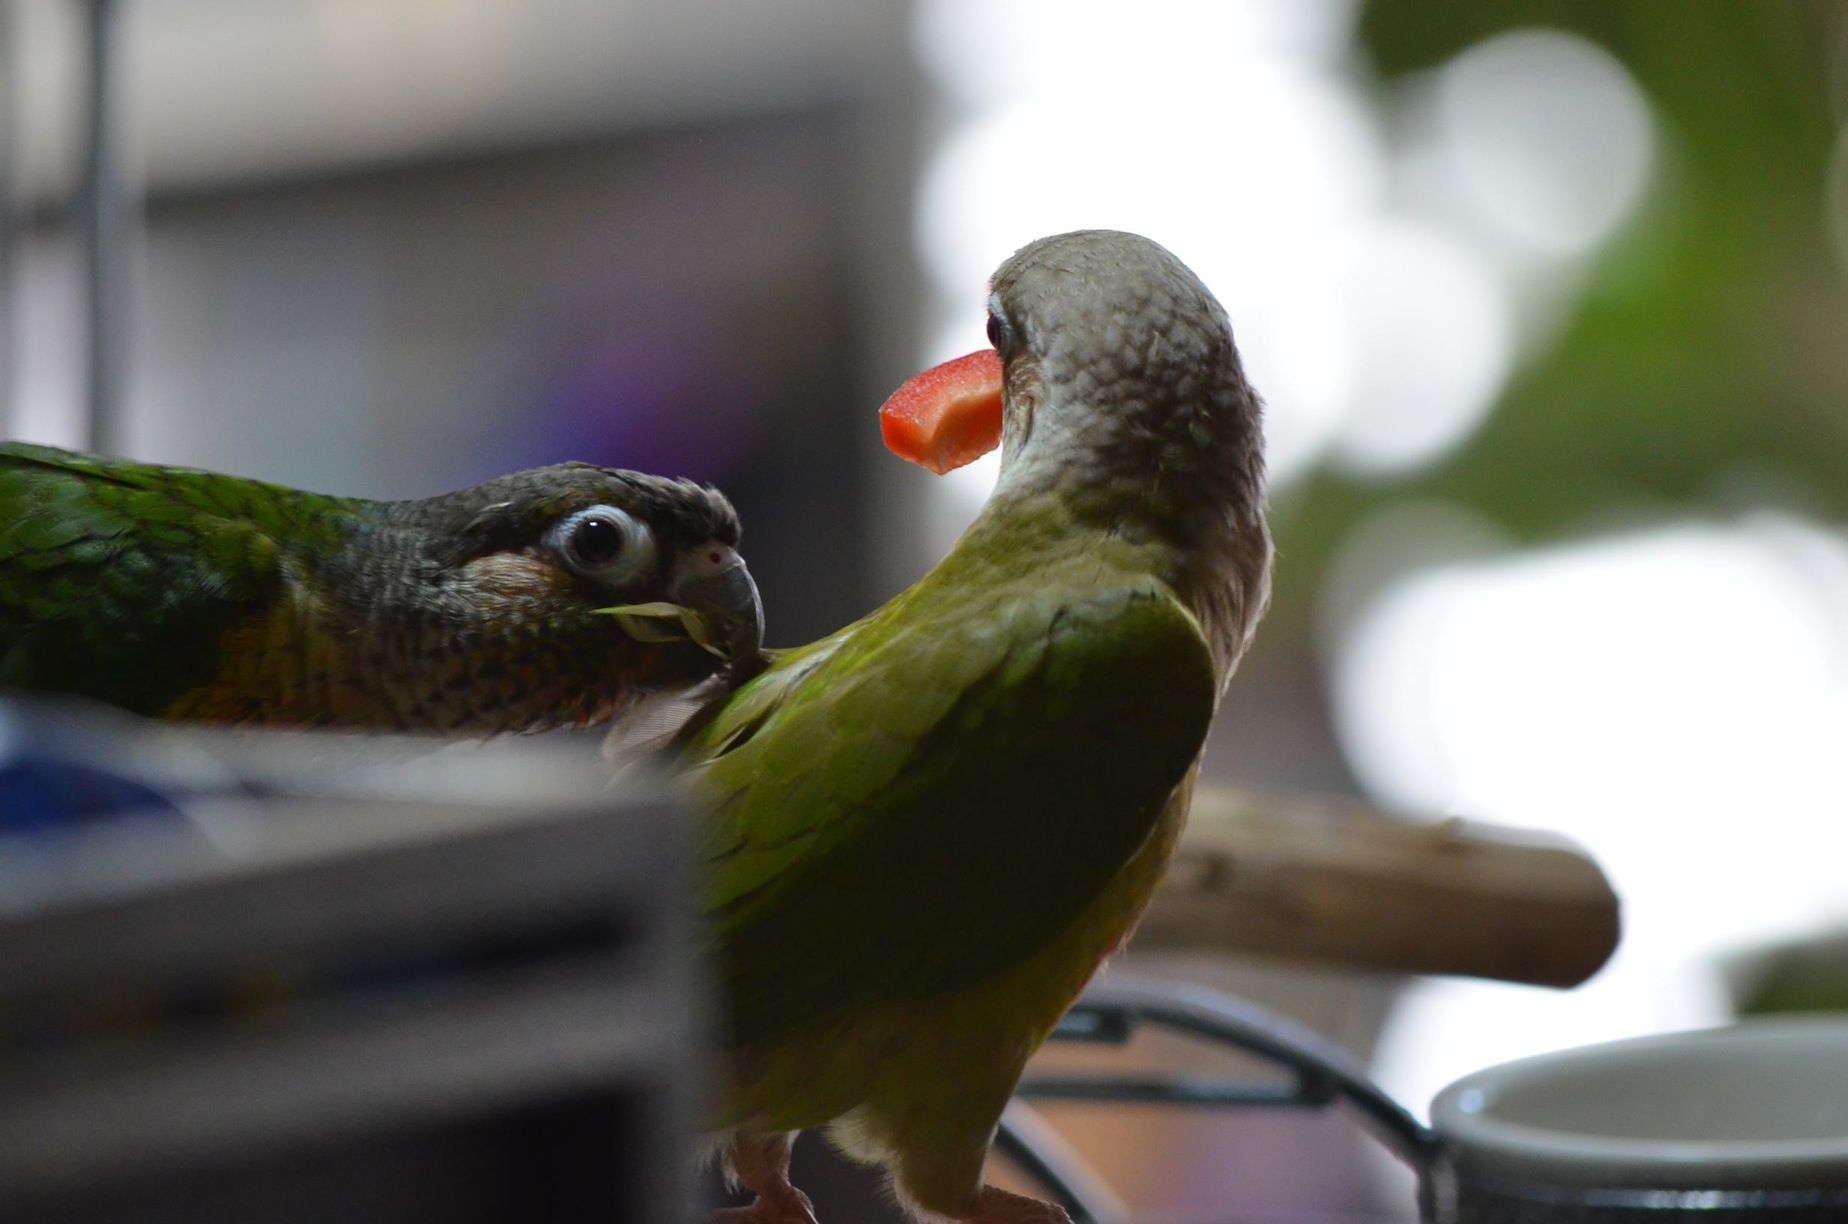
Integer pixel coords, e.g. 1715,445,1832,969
682,230,1273,1223
0,443,763,734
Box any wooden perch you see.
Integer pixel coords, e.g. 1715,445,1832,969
1134,786,1620,988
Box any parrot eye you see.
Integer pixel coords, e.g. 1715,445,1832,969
985,293,1015,356
549,504,656,584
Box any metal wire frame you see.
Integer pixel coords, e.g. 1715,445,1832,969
995,974,1442,1224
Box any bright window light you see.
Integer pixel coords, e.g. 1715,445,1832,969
1333,516,1848,1112
1326,221,1515,475
1436,28,1656,256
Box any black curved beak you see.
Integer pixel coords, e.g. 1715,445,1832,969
668,544,764,668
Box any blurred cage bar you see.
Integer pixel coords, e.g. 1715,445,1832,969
0,0,132,444
0,1,16,432
77,0,127,453
0,703,702,1223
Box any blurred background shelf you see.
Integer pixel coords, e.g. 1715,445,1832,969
0,705,700,1223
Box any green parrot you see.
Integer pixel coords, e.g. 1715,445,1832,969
682,231,1272,1223
0,443,763,734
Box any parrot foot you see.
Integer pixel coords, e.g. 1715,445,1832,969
708,1194,819,1224
956,1185,1072,1223
711,1131,820,1224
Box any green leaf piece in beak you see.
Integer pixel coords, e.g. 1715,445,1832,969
597,601,725,657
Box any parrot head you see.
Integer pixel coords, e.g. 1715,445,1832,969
880,228,1269,674
881,229,1259,485
0,443,764,734
401,462,765,673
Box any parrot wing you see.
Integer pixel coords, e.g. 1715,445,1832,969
0,443,350,715
687,562,1218,1048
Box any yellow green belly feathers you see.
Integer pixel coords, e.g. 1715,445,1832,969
0,444,762,734
683,231,1272,1223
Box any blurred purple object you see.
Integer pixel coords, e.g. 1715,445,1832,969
519,316,768,485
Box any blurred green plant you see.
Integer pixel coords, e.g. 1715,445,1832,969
1268,1,1848,634
1734,932,1848,1016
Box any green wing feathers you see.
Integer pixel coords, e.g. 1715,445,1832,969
0,442,356,715
689,562,1218,1047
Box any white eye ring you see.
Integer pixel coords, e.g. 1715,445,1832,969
548,504,657,584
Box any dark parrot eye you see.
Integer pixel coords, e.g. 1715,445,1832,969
985,292,1014,355
571,515,623,563
549,504,657,584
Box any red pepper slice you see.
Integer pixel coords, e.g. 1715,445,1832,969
878,349,1004,475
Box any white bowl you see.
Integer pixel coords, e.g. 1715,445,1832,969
1432,1017,1848,1192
